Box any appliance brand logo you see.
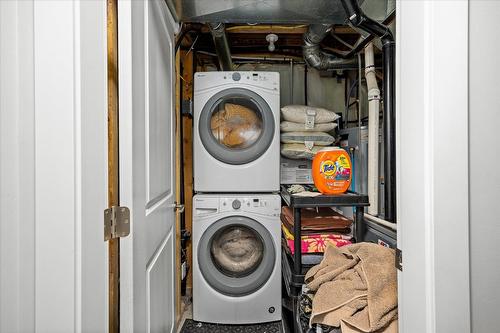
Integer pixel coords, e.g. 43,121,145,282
320,160,336,176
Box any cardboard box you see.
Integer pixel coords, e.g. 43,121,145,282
280,157,313,184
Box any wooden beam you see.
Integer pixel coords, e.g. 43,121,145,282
199,24,357,35
181,51,194,294
331,25,358,34
106,0,119,332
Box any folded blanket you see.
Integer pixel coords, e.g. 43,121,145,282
281,223,351,254
281,206,352,234
305,243,398,333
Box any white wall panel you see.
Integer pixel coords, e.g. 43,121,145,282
0,1,108,331
469,1,500,332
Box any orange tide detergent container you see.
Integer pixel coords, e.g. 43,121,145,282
312,147,352,194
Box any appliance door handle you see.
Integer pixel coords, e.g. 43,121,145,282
195,208,218,215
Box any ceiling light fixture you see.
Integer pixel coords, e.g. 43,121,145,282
266,33,278,52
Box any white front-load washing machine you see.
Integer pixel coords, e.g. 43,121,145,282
193,71,280,193
192,194,282,324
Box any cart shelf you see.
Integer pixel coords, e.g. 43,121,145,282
280,186,370,208
280,185,369,332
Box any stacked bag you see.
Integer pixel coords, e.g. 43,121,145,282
280,105,340,160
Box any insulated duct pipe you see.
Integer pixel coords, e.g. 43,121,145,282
303,24,357,70
364,43,380,216
340,0,396,222
208,23,233,71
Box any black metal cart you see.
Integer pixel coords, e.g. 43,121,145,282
280,186,369,333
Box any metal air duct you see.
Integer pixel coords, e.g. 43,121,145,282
303,24,357,70
208,23,233,71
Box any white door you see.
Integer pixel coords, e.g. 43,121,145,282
118,1,178,332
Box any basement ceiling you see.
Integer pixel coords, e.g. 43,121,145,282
166,0,394,24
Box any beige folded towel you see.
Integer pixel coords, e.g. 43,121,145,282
305,243,398,333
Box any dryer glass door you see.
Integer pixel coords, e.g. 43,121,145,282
199,88,275,165
197,216,276,297
211,100,263,150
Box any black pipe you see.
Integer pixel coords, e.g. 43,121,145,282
340,0,396,223
175,23,203,53
328,11,395,59
304,65,308,105
383,43,395,223
293,208,302,277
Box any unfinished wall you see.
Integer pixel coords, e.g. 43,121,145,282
204,63,346,113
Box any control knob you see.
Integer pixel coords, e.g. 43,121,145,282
232,199,241,210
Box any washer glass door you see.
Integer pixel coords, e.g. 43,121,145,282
199,88,275,165
211,225,264,277
198,216,276,297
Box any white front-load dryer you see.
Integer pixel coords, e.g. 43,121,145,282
192,194,282,324
193,71,280,193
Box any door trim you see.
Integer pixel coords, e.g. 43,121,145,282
106,0,120,332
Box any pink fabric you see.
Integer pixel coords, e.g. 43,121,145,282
285,234,352,254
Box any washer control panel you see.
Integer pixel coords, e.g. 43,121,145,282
219,195,281,215
194,194,281,216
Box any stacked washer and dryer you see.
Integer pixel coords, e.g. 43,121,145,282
192,71,282,324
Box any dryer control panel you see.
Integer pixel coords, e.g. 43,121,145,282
194,71,279,92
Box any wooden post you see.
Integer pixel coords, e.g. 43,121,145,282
107,0,120,332
181,51,195,294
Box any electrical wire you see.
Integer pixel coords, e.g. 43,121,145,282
344,78,359,127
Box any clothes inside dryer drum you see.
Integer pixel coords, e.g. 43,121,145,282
197,216,276,296
210,225,264,277
211,102,263,149
198,87,275,166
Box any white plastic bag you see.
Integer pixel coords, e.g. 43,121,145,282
281,105,340,125
280,121,337,133
280,143,323,160
280,131,335,149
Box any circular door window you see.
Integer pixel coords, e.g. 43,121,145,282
199,88,275,165
198,216,276,297
210,225,264,277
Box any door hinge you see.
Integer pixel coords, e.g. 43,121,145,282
395,248,403,271
104,206,130,241
173,201,185,213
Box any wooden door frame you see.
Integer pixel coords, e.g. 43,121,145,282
107,0,120,332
